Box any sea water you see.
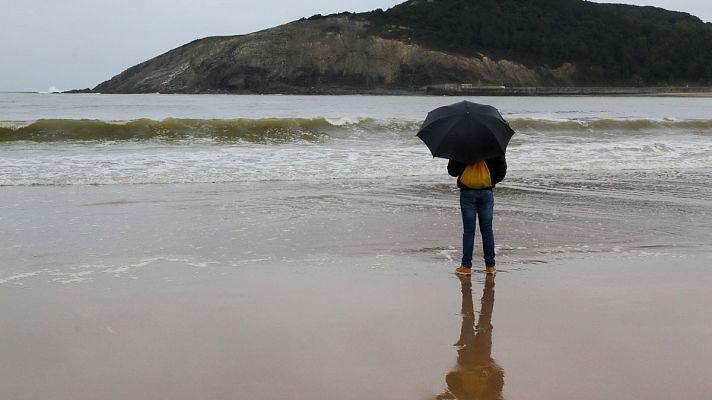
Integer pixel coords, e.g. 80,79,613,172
0,93,711,187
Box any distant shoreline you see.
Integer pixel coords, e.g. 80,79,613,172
55,87,712,97
426,85,712,97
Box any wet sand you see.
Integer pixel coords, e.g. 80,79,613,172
1,177,711,399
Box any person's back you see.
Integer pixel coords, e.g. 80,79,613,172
447,156,507,190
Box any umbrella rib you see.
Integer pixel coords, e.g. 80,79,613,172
419,105,464,131
476,114,515,150
430,116,473,158
418,116,466,156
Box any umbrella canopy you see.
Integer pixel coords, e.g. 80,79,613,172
417,101,515,164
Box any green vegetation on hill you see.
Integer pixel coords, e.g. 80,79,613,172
357,0,712,85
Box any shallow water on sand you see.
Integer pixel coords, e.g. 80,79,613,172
1,174,711,399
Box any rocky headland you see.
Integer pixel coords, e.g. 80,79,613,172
91,17,574,94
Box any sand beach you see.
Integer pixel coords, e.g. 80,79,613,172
1,174,711,399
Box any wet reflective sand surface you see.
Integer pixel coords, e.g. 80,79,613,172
1,178,711,399
437,274,503,400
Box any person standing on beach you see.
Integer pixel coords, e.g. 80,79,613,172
448,156,507,275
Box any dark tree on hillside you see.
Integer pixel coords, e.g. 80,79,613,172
356,0,712,84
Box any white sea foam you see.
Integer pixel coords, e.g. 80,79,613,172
1,124,710,186
0,270,46,285
0,257,218,285
36,86,63,94
325,116,367,126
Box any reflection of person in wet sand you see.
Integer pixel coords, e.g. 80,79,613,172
437,274,504,400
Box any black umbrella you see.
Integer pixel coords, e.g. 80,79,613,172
417,101,514,164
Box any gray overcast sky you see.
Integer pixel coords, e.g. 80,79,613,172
1,0,710,92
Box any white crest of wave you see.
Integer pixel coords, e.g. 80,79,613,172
36,86,64,94
325,116,367,126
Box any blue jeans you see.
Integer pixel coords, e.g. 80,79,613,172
460,190,495,268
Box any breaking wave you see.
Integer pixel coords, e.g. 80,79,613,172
0,118,335,143
508,118,712,132
2,115,711,186
2,117,711,142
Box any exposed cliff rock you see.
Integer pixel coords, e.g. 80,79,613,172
92,17,576,94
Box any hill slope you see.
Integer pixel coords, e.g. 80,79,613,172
91,0,712,94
